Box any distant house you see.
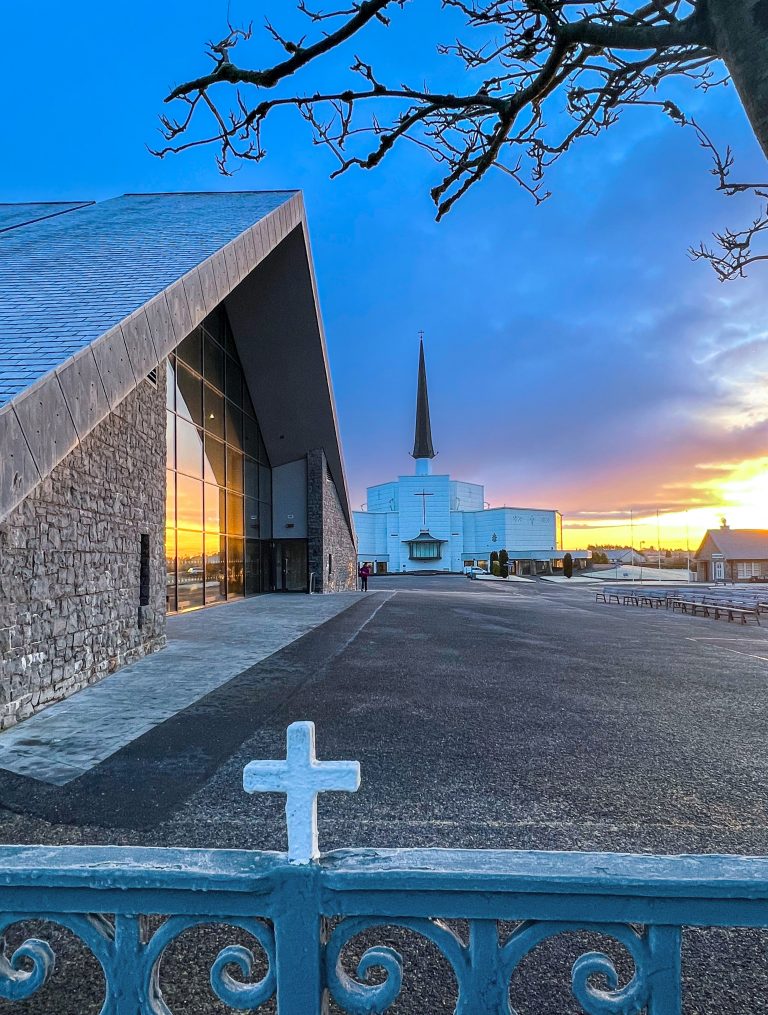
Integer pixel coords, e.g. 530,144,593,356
596,548,647,566
694,527,768,582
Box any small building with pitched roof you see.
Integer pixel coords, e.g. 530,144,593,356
694,525,768,583
354,342,589,575
0,192,356,727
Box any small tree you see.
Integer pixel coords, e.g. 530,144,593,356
499,549,509,576
491,561,501,577
563,553,574,579
490,550,499,564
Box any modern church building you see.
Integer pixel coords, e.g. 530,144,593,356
0,192,356,727
354,342,588,575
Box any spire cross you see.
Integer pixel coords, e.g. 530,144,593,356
414,488,434,528
243,721,360,863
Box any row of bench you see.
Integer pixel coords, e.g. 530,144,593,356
595,589,763,625
667,598,761,625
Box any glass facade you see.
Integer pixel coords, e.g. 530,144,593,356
165,306,273,612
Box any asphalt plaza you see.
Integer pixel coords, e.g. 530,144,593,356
2,574,768,1013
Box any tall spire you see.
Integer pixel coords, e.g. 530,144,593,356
411,337,436,462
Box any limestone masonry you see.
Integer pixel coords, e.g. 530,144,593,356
0,377,166,727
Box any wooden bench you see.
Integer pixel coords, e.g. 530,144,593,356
713,605,761,625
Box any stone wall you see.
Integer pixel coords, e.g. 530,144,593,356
0,374,167,728
307,449,357,593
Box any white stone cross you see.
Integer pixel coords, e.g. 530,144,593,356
243,721,361,863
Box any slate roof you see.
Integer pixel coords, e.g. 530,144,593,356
0,202,94,233
0,191,295,408
699,529,768,559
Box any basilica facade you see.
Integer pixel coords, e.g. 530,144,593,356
354,342,587,576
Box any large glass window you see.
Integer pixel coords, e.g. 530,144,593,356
164,306,276,612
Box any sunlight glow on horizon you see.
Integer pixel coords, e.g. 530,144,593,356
561,456,768,550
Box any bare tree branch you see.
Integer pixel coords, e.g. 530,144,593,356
156,0,768,278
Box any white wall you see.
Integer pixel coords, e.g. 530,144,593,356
461,507,558,559
450,480,484,511
367,482,399,513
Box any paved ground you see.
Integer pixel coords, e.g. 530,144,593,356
2,575,768,1013
0,592,367,785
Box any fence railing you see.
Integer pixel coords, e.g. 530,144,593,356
2,723,768,1013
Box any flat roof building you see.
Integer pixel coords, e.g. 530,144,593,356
0,192,356,728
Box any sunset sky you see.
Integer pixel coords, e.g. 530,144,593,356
3,0,766,551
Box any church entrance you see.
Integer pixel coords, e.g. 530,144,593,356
272,540,309,592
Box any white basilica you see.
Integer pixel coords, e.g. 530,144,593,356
354,342,588,576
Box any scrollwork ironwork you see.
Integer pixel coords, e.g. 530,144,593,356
0,913,275,1014
326,917,656,1015
325,917,468,1014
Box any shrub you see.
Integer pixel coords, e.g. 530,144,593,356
491,561,501,576
563,552,573,579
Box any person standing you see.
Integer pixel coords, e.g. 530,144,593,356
358,563,371,591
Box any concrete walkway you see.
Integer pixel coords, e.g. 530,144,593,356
0,593,366,786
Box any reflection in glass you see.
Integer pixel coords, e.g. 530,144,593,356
244,497,260,537
246,539,260,595
261,541,272,591
225,402,243,451
166,358,175,412
166,414,176,470
223,314,238,358
165,528,177,613
204,435,226,487
226,357,243,406
243,414,259,459
204,532,226,603
227,447,243,493
204,483,225,533
243,384,257,422
259,500,272,539
176,418,204,478
204,384,225,439
244,458,259,501
257,427,269,465
176,363,203,426
227,492,244,536
165,470,176,529
177,530,204,611
227,537,245,597
204,335,225,392
166,307,279,612
259,465,272,503
176,474,204,531
204,305,225,344
177,328,203,373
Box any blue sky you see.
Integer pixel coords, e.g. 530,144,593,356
3,0,767,546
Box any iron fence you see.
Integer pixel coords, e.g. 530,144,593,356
0,723,766,1013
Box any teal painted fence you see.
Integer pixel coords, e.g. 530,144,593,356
0,724,765,1012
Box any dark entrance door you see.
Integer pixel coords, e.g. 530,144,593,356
272,540,309,592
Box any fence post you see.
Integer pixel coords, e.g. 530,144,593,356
274,864,328,1015
646,926,682,1015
